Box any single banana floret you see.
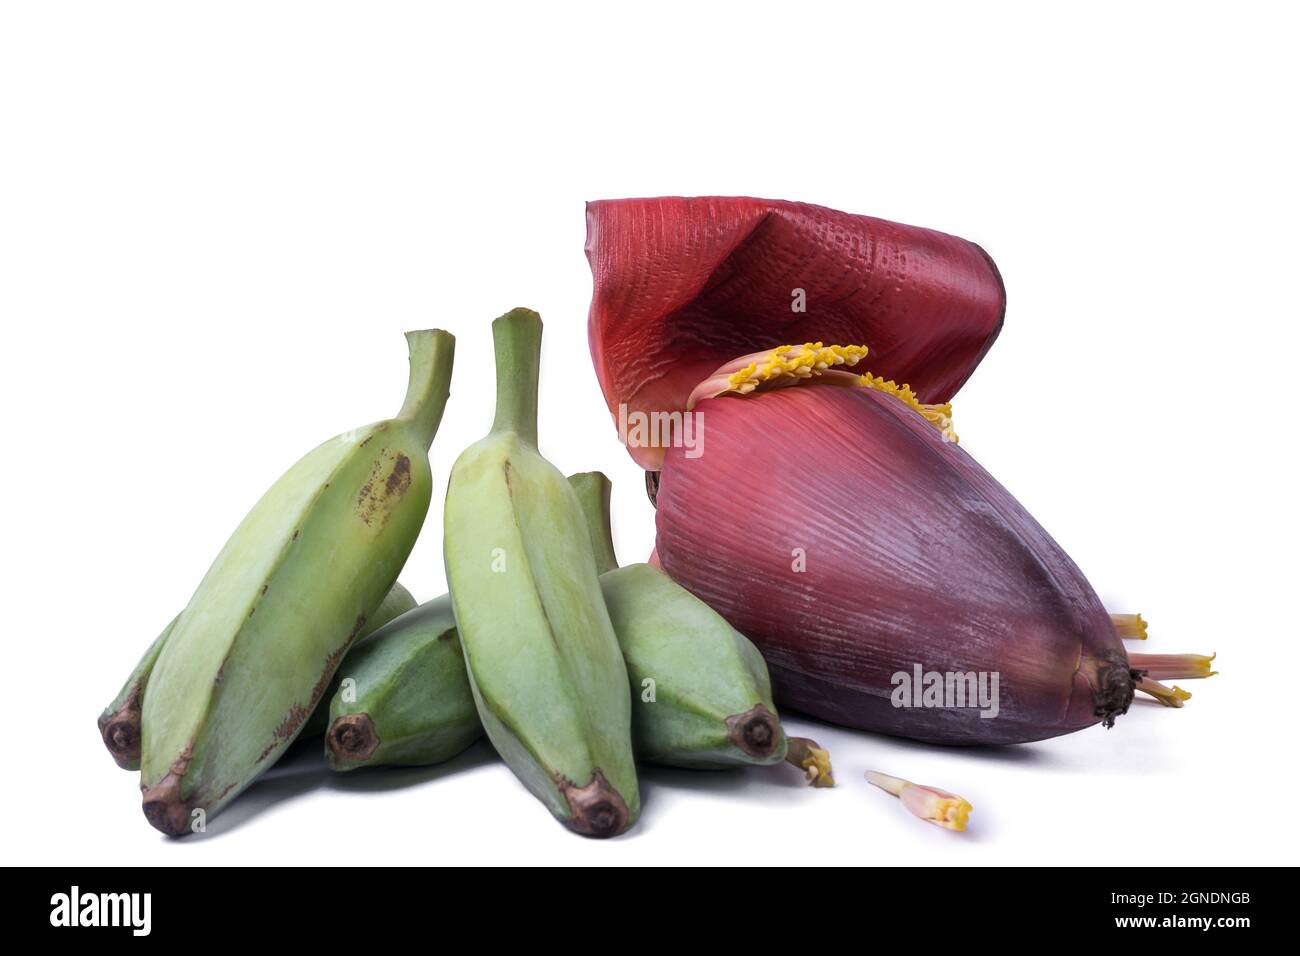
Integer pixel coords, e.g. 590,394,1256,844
865,770,973,832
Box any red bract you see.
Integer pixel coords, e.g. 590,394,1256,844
654,384,1138,746
586,196,1006,469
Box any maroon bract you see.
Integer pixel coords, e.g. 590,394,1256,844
654,380,1137,746
586,196,1006,469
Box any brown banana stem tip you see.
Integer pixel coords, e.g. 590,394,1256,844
559,769,630,838
725,703,781,758
1093,652,1140,728
141,770,194,837
99,707,142,767
327,713,381,762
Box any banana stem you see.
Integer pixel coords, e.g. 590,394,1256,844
568,472,619,575
398,329,457,449
490,308,543,445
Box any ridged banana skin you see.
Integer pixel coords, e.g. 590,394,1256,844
366,583,420,637
141,422,433,834
298,581,419,741
601,564,787,769
325,594,481,770
98,615,179,770
101,583,416,769
444,436,639,836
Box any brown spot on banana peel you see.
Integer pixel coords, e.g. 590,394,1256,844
256,618,365,763
272,704,311,742
556,769,630,838
356,453,412,527
328,713,380,762
303,632,359,712
385,455,411,496
724,703,781,758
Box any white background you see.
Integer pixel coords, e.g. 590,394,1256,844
2,1,1296,866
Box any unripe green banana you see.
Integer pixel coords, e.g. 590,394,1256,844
298,582,418,742
324,594,481,770
568,472,788,769
140,330,454,836
98,615,179,770
443,308,638,838
99,583,416,770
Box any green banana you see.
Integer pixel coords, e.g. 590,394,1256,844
140,330,454,836
98,615,179,770
98,583,416,770
297,582,418,741
443,308,638,838
568,472,788,769
322,475,831,786
324,594,481,770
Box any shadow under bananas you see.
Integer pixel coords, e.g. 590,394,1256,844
178,738,498,841
779,710,1171,782
174,710,1122,842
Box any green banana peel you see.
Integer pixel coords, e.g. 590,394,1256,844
325,594,481,770
444,309,638,838
99,583,417,771
567,472,788,769
297,582,418,741
139,330,454,836
98,615,180,770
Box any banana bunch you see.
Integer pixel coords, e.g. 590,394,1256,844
136,330,455,835
444,308,640,838
305,474,808,779
102,311,828,840
98,584,418,770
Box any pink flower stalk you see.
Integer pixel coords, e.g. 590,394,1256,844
865,771,972,832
